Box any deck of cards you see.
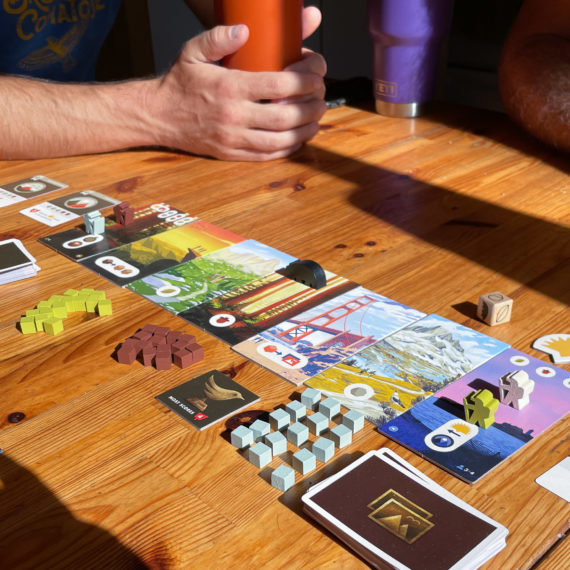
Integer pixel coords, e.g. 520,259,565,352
302,448,508,570
0,239,40,284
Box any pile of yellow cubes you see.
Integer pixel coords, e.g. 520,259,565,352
19,288,112,335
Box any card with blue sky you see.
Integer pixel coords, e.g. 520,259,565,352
232,286,426,386
379,348,570,483
125,239,296,313
304,314,509,425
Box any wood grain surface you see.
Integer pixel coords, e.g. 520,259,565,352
0,103,568,569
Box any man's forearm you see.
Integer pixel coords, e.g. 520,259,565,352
0,76,158,159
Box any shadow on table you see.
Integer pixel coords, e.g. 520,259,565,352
295,145,570,306
0,453,148,569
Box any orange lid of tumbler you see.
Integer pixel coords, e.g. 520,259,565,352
215,0,303,71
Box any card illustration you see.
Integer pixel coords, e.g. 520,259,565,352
156,370,259,430
80,220,245,285
305,314,509,425
0,175,67,207
181,271,358,346
126,239,296,313
39,203,195,260
379,348,570,482
232,287,425,385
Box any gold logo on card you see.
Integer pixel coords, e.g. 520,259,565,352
368,489,434,544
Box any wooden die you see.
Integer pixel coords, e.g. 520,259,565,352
477,292,513,326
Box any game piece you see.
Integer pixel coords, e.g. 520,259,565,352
156,370,260,431
342,409,365,433
312,437,335,463
477,292,513,326
113,201,135,226
265,431,287,455
292,448,316,475
287,422,309,446
250,419,270,441
116,339,140,365
499,370,534,410
18,316,37,334
83,210,105,235
300,387,321,410
328,424,353,448
141,344,156,367
43,317,64,336
533,333,570,364
249,442,272,468
230,425,254,449
271,465,295,492
319,397,341,419
154,345,172,371
269,409,290,431
306,412,328,436
278,259,327,289
464,389,499,429
95,299,112,316
285,400,306,422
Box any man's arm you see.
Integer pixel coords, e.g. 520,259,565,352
0,8,326,161
498,0,570,152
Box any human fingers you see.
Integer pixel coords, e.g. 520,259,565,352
247,98,327,131
302,6,322,40
242,70,324,101
285,50,327,77
179,24,249,64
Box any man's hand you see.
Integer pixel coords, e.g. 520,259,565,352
145,7,327,161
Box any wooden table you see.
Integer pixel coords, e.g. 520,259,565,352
1,103,568,569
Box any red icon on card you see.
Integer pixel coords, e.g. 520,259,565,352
195,412,208,421
263,345,278,353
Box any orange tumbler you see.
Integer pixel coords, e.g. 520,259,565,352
214,0,303,71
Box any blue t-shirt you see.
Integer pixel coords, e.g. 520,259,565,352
0,0,123,81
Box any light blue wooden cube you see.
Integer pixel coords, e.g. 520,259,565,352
329,424,352,448
292,448,316,475
285,400,306,422
319,397,341,419
269,409,290,431
312,437,335,463
250,419,270,441
287,422,309,446
230,425,254,448
265,431,287,455
271,465,295,492
249,442,272,468
306,411,328,436
342,409,365,433
301,387,321,410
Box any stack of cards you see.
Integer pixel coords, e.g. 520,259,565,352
302,448,508,569
0,239,40,284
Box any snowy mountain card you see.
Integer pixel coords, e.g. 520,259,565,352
305,314,509,427
379,348,570,483
156,370,260,430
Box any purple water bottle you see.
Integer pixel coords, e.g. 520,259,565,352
367,0,454,117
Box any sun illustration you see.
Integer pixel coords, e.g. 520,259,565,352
451,423,472,434
543,335,570,358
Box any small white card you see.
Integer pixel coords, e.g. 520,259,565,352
536,457,570,502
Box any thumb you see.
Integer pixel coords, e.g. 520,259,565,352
181,25,249,64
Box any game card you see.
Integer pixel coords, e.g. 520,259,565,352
0,239,37,272
39,203,195,260
305,313,510,427
379,348,570,483
536,456,570,502
80,219,246,286
0,175,67,207
20,190,120,226
302,449,507,570
181,271,357,346
126,239,296,314
156,370,260,430
231,287,425,385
